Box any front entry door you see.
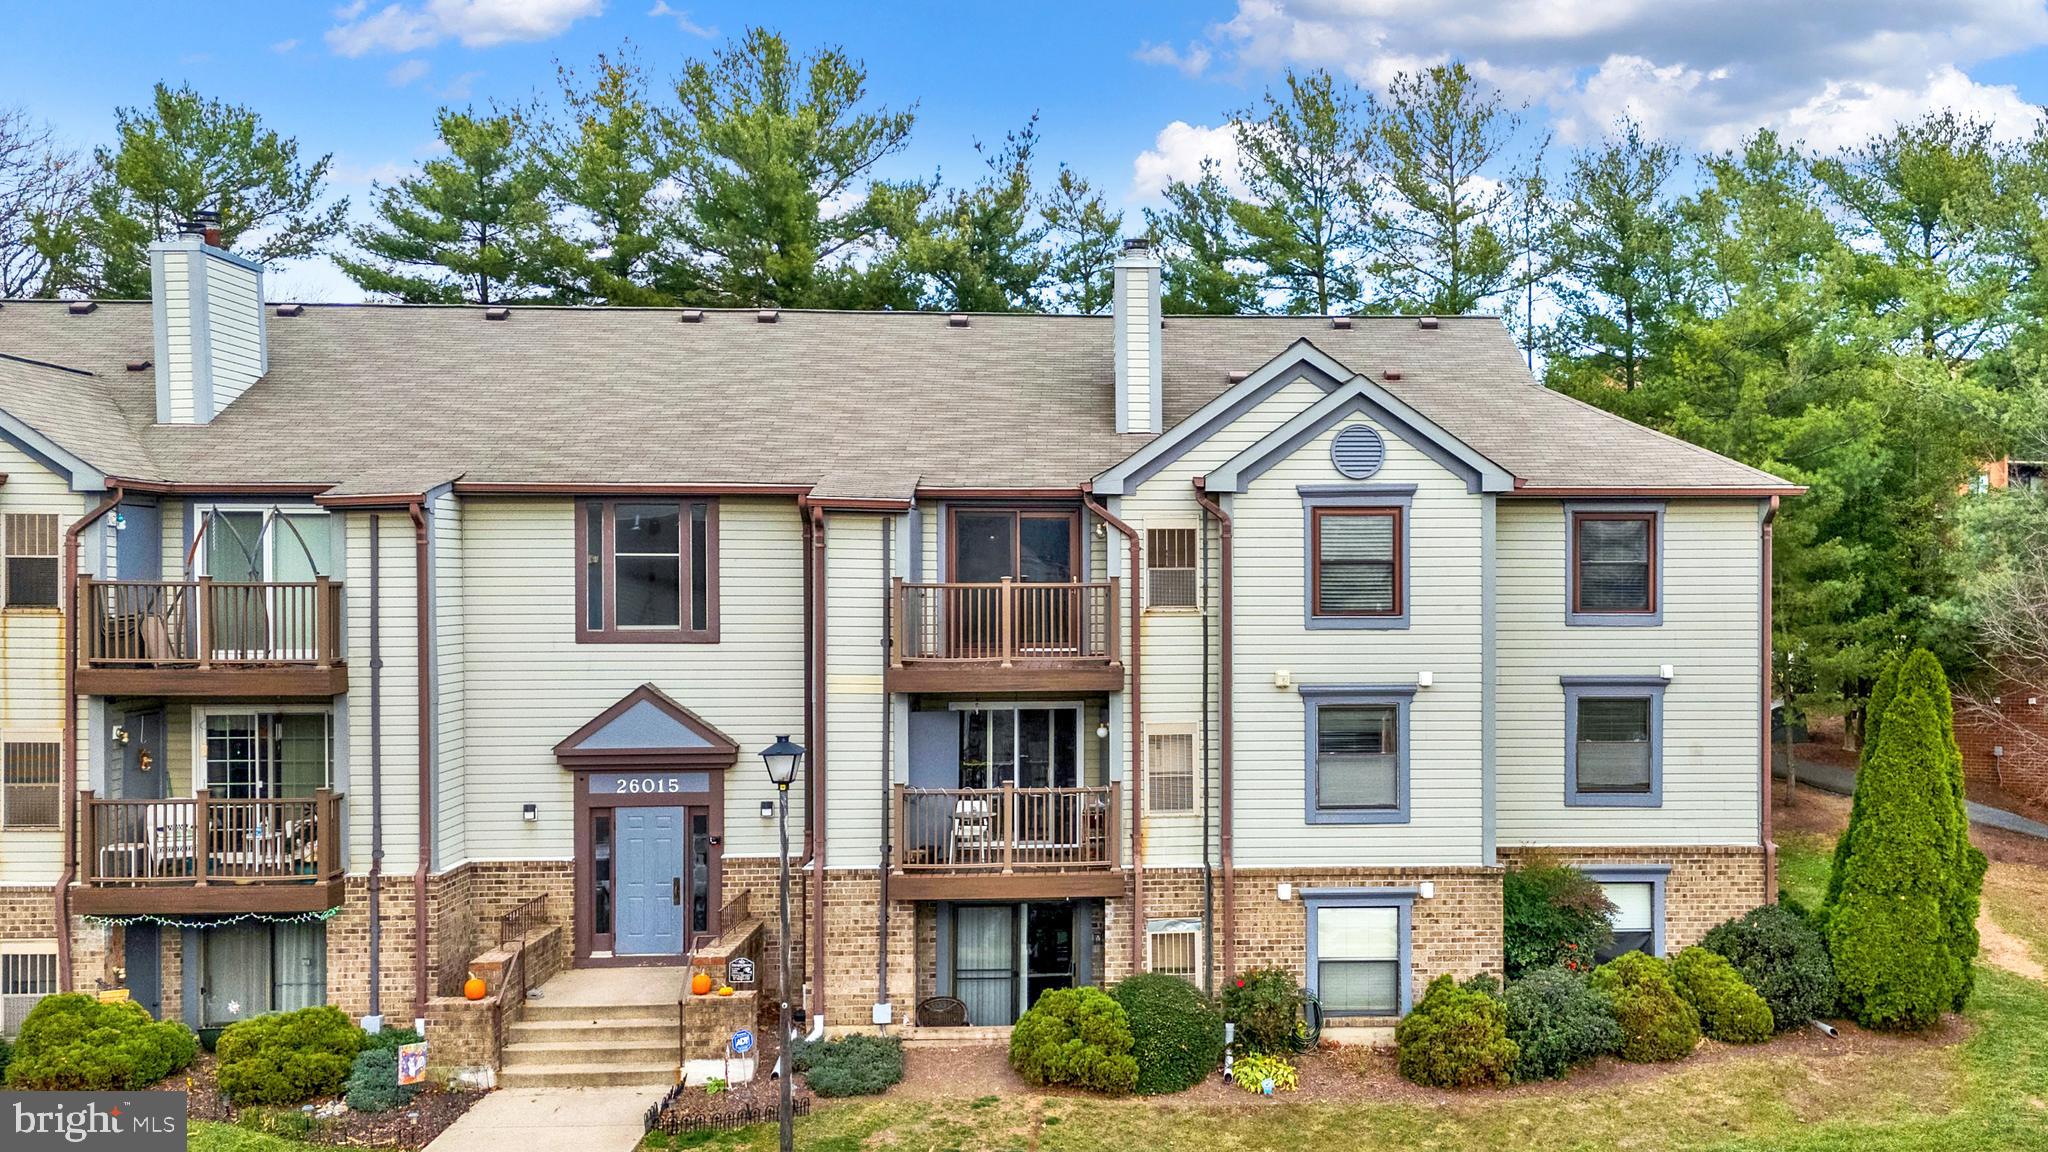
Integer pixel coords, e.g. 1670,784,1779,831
118,710,166,800
615,806,685,955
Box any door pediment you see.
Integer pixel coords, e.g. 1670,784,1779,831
554,683,741,771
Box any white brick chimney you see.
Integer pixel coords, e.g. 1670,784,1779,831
151,212,268,425
1113,238,1162,434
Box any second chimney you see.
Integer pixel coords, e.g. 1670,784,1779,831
151,212,268,424
1113,238,1162,434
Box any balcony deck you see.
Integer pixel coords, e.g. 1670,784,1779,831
887,578,1124,693
890,784,1125,899
72,790,346,915
74,576,347,697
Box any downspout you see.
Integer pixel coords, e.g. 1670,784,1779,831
1081,490,1144,975
57,487,126,992
1192,478,1235,982
1198,513,1214,998
368,515,384,1018
408,501,430,1023
803,497,828,1037
1761,496,1778,904
877,514,893,1017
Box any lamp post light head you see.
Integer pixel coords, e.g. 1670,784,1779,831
759,735,805,788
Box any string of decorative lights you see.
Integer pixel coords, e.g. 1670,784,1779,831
82,907,340,930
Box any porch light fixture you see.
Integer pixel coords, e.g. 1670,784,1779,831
521,803,538,823
760,800,775,819
756,734,805,1152
759,735,804,788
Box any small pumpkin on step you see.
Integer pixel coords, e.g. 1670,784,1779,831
464,975,488,1001
691,971,714,996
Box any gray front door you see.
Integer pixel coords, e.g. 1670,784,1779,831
118,710,166,801
125,925,161,1018
615,806,685,955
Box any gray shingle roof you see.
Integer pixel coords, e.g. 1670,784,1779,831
0,300,1794,496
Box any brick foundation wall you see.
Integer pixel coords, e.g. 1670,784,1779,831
814,870,916,1026
1498,845,1769,952
722,858,807,997
1954,685,2048,806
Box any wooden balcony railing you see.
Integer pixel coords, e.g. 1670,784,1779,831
892,579,1118,667
76,576,342,670
76,790,343,906
893,784,1120,873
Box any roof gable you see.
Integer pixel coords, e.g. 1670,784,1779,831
1202,375,1515,495
553,683,741,768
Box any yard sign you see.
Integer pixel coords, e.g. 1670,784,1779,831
397,1041,429,1086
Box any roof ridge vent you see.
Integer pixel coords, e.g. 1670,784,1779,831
1416,316,1439,330
67,301,97,315
1330,316,1353,330
484,306,511,321
947,313,970,328
275,303,304,317
757,308,779,324
679,309,705,323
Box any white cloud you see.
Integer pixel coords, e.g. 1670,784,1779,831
327,0,604,57
647,1,717,38
1131,121,1247,200
1185,0,2048,151
1135,40,1212,78
441,70,485,101
271,38,301,54
386,58,431,87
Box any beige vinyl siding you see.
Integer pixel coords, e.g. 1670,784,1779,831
1120,263,1157,431
1229,417,1487,868
1496,500,1763,847
159,259,196,424
454,497,805,865
432,491,467,867
1120,376,1327,868
161,500,186,579
345,512,422,871
202,257,264,411
824,513,888,869
0,443,80,883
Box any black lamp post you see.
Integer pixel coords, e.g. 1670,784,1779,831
758,735,804,1152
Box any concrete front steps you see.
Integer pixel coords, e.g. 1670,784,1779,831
498,970,684,1089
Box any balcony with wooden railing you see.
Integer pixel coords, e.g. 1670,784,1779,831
73,790,346,914
74,575,347,696
890,783,1124,899
888,578,1123,692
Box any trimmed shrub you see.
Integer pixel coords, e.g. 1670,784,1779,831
1701,904,1838,1031
4,993,197,1090
1008,987,1138,1095
1588,953,1698,1063
1503,861,1616,979
1825,652,1978,1031
361,1026,423,1052
1502,967,1622,1082
0,1036,11,1082
216,1006,366,1106
1111,974,1224,1095
1220,968,1305,1055
1671,948,1773,1043
1395,975,1518,1089
1460,973,1503,999
790,1033,904,1097
1229,1052,1299,1094
343,1047,421,1113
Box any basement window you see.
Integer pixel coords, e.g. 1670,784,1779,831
1,943,58,1038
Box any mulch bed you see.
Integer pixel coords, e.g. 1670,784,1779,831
155,1050,484,1149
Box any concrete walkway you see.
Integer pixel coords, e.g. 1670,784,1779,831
1775,755,2048,839
424,1085,669,1152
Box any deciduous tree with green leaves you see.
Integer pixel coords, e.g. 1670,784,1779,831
336,109,549,304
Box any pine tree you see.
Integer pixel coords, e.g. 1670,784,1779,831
1226,69,1370,315
1824,648,1975,1029
1143,159,1259,315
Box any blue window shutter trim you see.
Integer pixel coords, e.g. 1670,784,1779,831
1331,424,1386,479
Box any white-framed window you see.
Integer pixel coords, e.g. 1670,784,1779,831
193,505,333,582
2,513,60,608
2,739,60,829
1307,899,1409,1016
1146,918,1201,982
196,709,333,799
1145,526,1198,609
1583,865,1669,961
1,941,59,1038
1146,729,1196,814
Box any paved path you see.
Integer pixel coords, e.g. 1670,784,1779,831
1775,754,2048,839
424,1086,668,1152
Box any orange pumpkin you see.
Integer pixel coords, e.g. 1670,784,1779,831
691,972,714,996
463,976,487,1001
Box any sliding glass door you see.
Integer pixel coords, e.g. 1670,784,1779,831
957,706,1080,789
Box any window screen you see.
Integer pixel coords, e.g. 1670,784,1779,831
1,945,59,1038
1575,515,1653,612
1315,705,1399,810
1314,509,1399,615
1147,920,1200,980
614,502,682,628
1315,905,1400,1015
1,742,59,829
1575,697,1653,793
3,513,59,608
1147,732,1196,813
1146,528,1197,608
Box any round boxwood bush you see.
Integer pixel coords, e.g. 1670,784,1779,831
3,993,197,1090
1220,967,1304,1055
1504,862,1616,979
1671,947,1774,1044
790,1033,904,1097
1395,975,1518,1089
1110,973,1224,1094
343,1046,422,1113
216,1006,366,1105
1701,904,1839,1031
1502,967,1623,1082
1008,986,1139,1095
1588,953,1699,1063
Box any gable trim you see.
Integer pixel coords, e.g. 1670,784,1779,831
553,682,742,771
0,407,105,492
1203,378,1515,495
1092,339,1355,495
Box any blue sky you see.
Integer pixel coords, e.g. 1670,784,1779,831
7,1,2048,300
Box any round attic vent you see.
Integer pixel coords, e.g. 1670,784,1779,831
1331,424,1386,479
